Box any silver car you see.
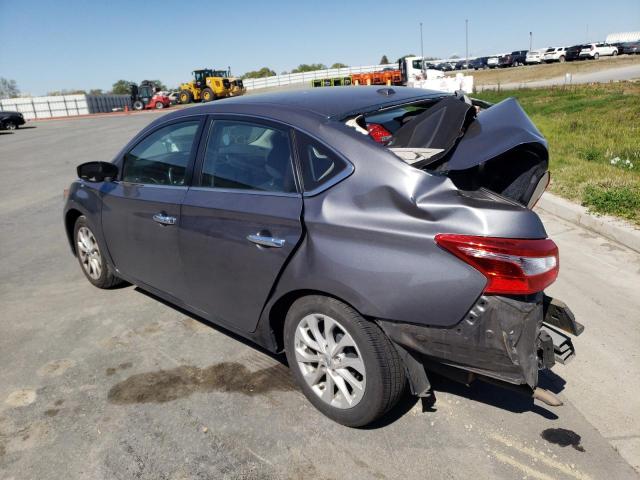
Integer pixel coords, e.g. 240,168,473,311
63,87,582,426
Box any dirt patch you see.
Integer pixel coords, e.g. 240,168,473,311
37,358,75,377
106,362,133,376
54,399,64,406
107,362,294,404
541,428,585,452
44,409,59,417
5,389,37,407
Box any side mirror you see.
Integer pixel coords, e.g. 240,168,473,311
77,161,118,182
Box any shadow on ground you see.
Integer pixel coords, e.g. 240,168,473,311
130,286,566,425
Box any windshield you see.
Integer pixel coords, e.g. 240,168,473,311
212,70,229,77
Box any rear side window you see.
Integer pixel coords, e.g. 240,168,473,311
122,120,200,185
201,120,296,193
296,134,348,192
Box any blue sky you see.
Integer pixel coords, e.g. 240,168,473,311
1,0,638,95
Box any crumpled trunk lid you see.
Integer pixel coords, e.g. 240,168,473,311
391,97,550,208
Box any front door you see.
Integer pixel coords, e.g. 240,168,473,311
180,117,303,332
101,118,204,298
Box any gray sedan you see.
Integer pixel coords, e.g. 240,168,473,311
63,87,582,426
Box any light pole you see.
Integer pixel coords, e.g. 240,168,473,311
465,19,469,69
420,22,425,74
529,31,533,51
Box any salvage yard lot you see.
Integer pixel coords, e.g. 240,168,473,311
460,54,640,86
1,112,639,479
476,82,640,225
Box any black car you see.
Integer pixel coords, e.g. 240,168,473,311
499,50,528,67
469,57,489,70
0,111,26,130
618,41,640,55
565,44,586,61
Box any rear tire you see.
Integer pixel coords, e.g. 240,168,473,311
4,121,17,130
559,56,566,63
179,90,192,104
74,216,123,289
594,53,600,60
201,88,215,103
155,101,164,109
613,50,618,56
284,295,406,427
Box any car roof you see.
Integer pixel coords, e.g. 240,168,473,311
170,87,445,121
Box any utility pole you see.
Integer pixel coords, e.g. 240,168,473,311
465,19,469,69
529,31,533,51
420,22,425,74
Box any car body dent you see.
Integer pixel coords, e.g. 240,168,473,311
441,97,547,171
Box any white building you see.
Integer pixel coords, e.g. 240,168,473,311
605,31,640,43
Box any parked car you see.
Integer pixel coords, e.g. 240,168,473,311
469,57,489,70
579,43,618,59
167,91,181,105
454,59,469,70
499,50,528,67
565,45,586,61
525,49,546,64
0,110,26,130
617,41,640,55
543,47,568,63
487,55,500,68
64,87,582,427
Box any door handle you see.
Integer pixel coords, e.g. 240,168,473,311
247,234,286,248
152,213,177,225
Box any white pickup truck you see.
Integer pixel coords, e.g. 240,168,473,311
579,43,618,59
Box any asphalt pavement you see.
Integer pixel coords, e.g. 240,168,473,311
1,113,638,479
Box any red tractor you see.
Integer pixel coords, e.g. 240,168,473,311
129,81,171,110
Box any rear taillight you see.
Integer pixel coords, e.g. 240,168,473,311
366,123,393,144
434,234,559,295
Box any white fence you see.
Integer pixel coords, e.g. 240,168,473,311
243,64,390,90
0,94,131,120
1,95,89,120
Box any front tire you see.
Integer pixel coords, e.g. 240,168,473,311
74,216,123,289
179,90,192,104
594,52,600,60
284,296,406,427
559,55,566,63
4,121,17,130
132,100,144,111
201,88,215,103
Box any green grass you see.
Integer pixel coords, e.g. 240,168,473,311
475,83,640,225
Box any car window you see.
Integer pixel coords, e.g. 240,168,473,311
201,120,296,193
121,120,200,185
297,134,348,192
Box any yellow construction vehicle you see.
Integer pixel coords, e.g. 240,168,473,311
178,68,246,104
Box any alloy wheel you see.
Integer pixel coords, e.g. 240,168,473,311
77,226,102,280
5,122,16,131
294,313,366,409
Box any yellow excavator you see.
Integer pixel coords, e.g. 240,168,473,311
178,68,246,104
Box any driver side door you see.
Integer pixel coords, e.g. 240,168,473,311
101,117,204,299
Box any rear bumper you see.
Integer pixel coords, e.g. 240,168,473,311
378,293,582,392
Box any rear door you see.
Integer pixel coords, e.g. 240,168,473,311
179,116,303,332
101,117,204,298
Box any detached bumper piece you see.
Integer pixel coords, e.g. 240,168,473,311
378,293,582,405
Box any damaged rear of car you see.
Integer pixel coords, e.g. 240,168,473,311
272,88,583,424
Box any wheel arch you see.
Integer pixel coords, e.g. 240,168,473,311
65,208,84,255
266,288,365,353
